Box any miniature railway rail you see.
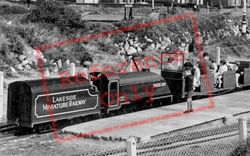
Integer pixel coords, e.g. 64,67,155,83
0,124,18,133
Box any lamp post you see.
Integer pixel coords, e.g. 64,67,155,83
242,0,247,35
152,0,155,10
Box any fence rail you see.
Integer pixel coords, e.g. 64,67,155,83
76,117,249,156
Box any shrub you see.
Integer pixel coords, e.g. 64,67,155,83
0,1,27,15
24,1,81,28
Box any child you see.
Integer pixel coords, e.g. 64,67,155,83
184,63,194,113
215,59,228,88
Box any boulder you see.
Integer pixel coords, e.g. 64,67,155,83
10,66,17,73
144,36,153,43
118,42,124,47
65,60,70,67
127,47,137,55
22,60,29,66
134,36,139,42
164,37,172,45
19,55,26,61
25,65,32,70
128,39,134,46
16,64,24,71
52,65,59,73
133,43,140,48
137,47,142,52
147,43,155,51
155,42,161,50
159,36,162,42
57,59,62,68
124,42,130,52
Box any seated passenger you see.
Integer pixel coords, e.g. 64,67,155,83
210,58,218,73
199,53,214,74
164,57,177,70
215,59,228,88
235,61,244,88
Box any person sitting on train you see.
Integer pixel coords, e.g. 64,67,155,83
193,61,201,90
164,57,177,70
210,58,218,73
235,61,244,88
199,52,214,74
215,59,228,88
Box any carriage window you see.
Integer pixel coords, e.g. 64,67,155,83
161,52,184,71
110,81,118,90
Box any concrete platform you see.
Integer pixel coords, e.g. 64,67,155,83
63,90,250,140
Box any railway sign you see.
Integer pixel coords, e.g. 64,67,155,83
34,89,98,118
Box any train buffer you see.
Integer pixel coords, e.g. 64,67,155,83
63,90,250,141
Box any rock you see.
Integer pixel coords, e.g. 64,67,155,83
7,21,12,25
159,36,162,42
134,36,139,42
57,59,62,68
16,64,24,71
140,43,147,49
164,37,172,44
10,66,17,73
65,60,70,67
127,47,137,55
118,42,124,47
22,60,29,66
144,36,153,43
124,42,130,52
128,39,134,46
133,43,140,48
52,65,59,73
155,42,161,50
148,43,155,51
19,55,26,61
25,64,32,70
43,58,47,64
137,47,142,52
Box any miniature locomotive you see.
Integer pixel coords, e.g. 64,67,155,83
7,52,250,132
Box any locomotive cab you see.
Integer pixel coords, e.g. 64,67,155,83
160,51,185,101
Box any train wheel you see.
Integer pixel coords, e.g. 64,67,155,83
37,125,45,133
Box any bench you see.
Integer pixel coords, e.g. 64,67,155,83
200,72,214,92
222,70,236,88
243,68,250,85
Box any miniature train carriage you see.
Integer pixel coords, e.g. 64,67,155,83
90,71,173,113
7,76,100,129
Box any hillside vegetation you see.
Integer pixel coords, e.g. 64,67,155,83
0,1,249,78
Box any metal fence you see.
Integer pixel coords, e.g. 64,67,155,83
75,117,249,156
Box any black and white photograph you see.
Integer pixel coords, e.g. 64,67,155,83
0,0,250,155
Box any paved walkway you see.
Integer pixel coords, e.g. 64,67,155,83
63,90,250,140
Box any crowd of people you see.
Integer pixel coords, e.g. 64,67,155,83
185,52,244,91
183,52,244,113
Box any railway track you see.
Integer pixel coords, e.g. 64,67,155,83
0,123,17,133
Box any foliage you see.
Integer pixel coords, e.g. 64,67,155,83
0,1,27,15
24,1,81,28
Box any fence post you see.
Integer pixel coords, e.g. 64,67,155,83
70,63,76,76
238,117,247,144
126,137,137,156
0,71,4,122
216,47,221,65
